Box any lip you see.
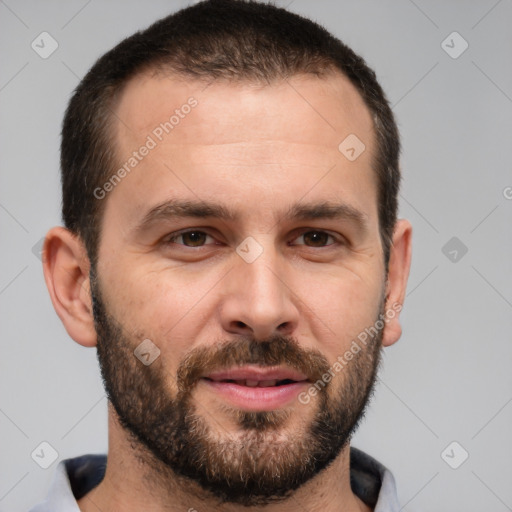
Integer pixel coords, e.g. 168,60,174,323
200,365,310,411
204,365,308,382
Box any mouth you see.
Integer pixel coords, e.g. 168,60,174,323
203,377,302,387
199,366,310,411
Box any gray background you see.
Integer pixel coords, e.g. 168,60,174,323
1,1,511,511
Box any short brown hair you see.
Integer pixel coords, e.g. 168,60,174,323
61,0,400,267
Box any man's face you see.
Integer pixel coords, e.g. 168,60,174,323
92,71,387,505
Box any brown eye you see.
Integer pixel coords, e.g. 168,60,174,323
168,230,214,247
182,231,207,246
296,231,336,247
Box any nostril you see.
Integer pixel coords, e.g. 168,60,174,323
234,321,248,329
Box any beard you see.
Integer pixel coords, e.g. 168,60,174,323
90,267,384,507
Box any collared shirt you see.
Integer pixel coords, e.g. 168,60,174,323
29,446,400,511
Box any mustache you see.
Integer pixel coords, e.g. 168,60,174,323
176,333,331,394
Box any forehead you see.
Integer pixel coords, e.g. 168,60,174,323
104,70,377,231
115,69,374,148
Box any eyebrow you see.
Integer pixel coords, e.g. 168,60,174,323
133,198,369,234
285,201,368,230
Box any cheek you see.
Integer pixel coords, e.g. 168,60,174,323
298,268,383,357
106,266,219,347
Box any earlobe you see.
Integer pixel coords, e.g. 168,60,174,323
42,226,98,347
382,219,413,347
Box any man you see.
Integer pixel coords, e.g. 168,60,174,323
31,0,412,510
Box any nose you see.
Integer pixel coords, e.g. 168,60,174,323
219,245,300,341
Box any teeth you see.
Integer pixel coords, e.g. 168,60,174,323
259,380,277,387
232,379,278,387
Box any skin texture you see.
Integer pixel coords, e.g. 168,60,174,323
43,71,412,512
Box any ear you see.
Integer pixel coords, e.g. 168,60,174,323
382,219,412,347
42,226,97,347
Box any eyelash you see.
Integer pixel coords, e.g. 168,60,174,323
163,229,342,249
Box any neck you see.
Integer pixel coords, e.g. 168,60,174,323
77,407,372,512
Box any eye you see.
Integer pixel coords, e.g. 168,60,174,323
292,230,339,248
164,230,217,247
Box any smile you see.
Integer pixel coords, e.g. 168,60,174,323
200,366,310,411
